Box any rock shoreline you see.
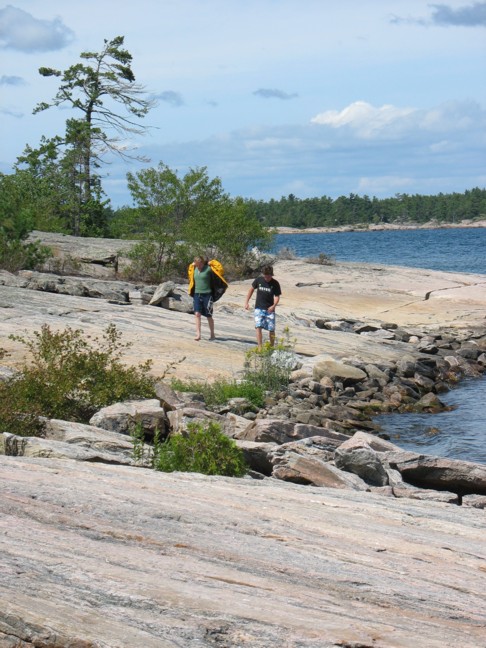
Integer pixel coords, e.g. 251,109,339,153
1,234,486,646
275,217,486,234
1,244,485,504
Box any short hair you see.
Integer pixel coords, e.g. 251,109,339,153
262,265,273,276
194,255,207,264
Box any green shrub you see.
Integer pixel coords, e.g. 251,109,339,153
154,421,247,477
0,234,51,272
170,377,264,409
0,324,155,436
243,328,296,393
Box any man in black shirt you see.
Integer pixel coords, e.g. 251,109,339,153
244,265,281,350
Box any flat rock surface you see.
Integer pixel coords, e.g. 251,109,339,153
1,258,485,381
1,456,485,648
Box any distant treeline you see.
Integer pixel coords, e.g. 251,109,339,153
244,187,486,228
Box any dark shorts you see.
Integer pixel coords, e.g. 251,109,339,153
193,293,213,318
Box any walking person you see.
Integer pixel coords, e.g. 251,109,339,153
244,265,281,350
188,255,228,341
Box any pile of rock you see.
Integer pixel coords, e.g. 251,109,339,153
2,321,485,509
0,269,194,311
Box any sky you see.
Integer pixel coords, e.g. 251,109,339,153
1,0,485,207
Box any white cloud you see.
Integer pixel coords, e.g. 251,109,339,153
0,5,74,52
311,101,416,138
0,1,484,206
310,100,486,140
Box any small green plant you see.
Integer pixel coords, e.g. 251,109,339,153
130,422,146,463
243,327,296,393
171,377,264,408
0,235,51,273
154,421,248,477
0,324,156,436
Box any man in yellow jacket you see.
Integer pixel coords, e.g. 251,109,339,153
188,256,228,341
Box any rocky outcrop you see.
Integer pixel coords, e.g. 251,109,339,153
1,455,485,648
1,245,486,646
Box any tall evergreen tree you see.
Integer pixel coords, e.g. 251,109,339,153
33,36,153,235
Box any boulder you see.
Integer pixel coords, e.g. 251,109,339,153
154,382,185,411
462,494,486,509
235,419,348,445
235,440,277,475
334,444,389,486
336,431,399,453
160,288,193,313
234,419,298,444
89,399,168,440
313,359,367,384
271,451,369,490
1,431,138,465
410,392,446,413
385,451,486,496
148,281,176,305
167,407,233,437
392,485,459,504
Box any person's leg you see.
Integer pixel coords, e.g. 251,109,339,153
255,327,263,349
267,312,276,346
208,316,215,340
194,312,202,341
200,294,215,340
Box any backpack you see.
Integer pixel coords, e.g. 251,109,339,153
208,259,228,302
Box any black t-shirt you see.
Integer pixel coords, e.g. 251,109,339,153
252,276,282,310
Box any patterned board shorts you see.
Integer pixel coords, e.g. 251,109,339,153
193,293,214,318
254,308,276,331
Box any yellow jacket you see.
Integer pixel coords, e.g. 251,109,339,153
188,259,228,302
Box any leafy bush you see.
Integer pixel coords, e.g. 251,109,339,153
0,235,51,273
171,377,264,408
0,324,155,436
154,421,247,477
243,328,296,393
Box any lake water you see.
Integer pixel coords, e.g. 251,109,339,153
273,227,486,275
273,227,486,464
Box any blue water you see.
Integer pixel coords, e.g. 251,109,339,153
274,227,486,275
275,227,486,464
374,377,486,465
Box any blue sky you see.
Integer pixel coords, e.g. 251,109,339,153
1,0,485,207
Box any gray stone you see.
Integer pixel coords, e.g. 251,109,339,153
235,419,302,444
386,451,486,496
392,485,459,504
1,429,139,465
462,494,486,509
154,382,185,410
313,359,367,383
160,288,193,313
334,444,389,486
148,281,176,305
271,451,370,490
235,440,277,475
89,399,168,438
167,407,233,437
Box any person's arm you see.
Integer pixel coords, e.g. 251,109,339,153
268,295,280,313
244,287,254,310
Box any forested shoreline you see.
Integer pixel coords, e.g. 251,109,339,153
1,35,485,278
244,187,486,229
